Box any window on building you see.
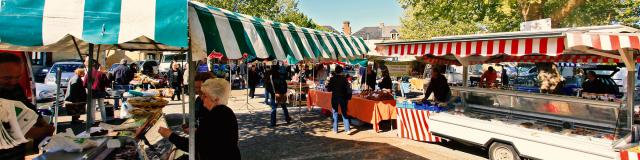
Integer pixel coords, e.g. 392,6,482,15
391,33,400,40
30,52,43,65
146,54,157,60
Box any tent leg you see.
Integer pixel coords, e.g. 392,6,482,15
181,52,187,125
188,50,196,160
86,44,95,133
620,48,636,129
53,68,62,134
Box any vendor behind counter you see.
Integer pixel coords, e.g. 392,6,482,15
582,71,604,94
423,65,451,103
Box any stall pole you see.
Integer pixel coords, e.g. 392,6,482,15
461,65,469,108
620,48,636,129
86,44,95,133
188,49,196,160
462,65,469,87
181,52,187,125
53,67,62,134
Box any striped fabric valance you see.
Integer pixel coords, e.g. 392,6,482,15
383,37,566,57
377,25,640,65
0,0,188,48
188,1,369,61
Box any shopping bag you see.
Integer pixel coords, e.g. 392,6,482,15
275,94,287,105
163,88,175,98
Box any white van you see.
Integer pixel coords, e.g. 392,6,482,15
159,52,187,74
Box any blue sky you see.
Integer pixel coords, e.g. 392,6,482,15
298,0,403,34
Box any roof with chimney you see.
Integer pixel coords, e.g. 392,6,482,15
320,25,340,33
352,24,400,40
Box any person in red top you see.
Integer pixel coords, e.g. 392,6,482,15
479,66,498,88
83,58,110,122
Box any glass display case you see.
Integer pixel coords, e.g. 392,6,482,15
448,86,628,141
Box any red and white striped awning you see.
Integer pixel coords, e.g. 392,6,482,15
424,57,460,65
375,25,640,64
384,37,566,57
486,55,640,63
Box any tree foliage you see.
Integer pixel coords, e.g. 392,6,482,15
198,0,328,30
399,0,640,40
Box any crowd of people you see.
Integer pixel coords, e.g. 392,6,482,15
0,52,425,159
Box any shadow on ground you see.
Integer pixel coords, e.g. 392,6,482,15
232,107,428,160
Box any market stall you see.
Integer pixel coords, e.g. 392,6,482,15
307,89,396,132
0,0,370,159
376,25,640,160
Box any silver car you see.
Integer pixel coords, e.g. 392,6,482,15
44,62,83,88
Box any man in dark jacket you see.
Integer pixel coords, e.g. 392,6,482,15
582,71,604,94
424,65,451,103
268,64,291,127
113,59,133,85
327,65,351,133
248,65,260,98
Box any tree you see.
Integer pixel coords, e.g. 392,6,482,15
198,0,327,30
398,0,640,93
398,0,640,40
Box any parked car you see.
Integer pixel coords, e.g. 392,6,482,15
512,65,623,97
44,62,83,88
136,60,159,76
34,59,82,83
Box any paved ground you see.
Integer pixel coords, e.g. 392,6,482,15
51,88,488,160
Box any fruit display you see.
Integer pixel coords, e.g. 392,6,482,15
359,90,394,101
127,97,168,111
131,73,161,85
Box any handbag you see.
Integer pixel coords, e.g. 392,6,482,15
275,94,287,105
271,74,287,105
344,75,353,100
64,102,87,116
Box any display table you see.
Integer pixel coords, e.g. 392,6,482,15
36,109,171,160
307,90,397,132
395,108,441,142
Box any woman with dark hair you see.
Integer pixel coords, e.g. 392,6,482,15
129,63,139,74
378,69,392,90
423,65,451,103
363,65,377,90
327,65,351,133
168,63,184,101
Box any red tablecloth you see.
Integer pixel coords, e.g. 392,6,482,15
307,90,397,132
396,108,441,142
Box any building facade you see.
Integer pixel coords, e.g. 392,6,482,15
352,23,400,40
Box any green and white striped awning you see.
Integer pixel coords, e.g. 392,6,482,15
189,1,369,61
0,0,188,52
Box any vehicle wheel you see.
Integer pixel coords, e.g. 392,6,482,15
489,142,520,160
